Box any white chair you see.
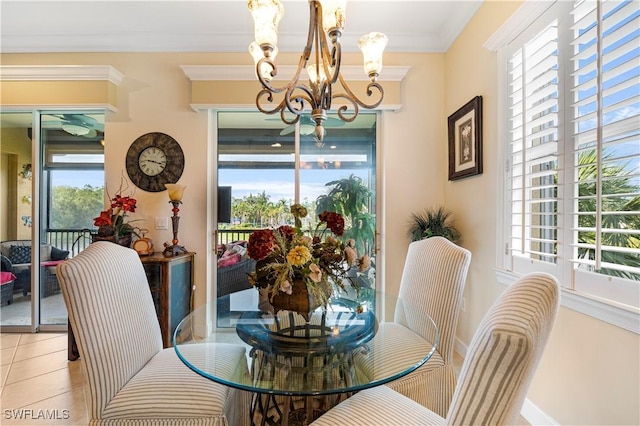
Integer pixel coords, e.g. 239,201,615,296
57,241,250,426
356,236,471,416
310,272,560,426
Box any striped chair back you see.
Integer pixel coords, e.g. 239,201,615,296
394,236,471,365
447,272,560,425
56,241,163,420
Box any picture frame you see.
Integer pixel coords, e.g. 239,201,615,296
448,95,482,181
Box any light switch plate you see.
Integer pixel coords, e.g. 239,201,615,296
155,217,169,230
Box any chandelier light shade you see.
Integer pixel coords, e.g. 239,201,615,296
359,32,388,79
247,0,387,142
248,0,284,47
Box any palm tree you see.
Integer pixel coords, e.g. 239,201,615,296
316,174,376,255
576,150,640,280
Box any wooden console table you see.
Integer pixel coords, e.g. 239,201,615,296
68,251,194,360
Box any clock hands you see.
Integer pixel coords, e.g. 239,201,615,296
142,159,166,166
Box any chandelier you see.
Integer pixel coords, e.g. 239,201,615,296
248,0,388,142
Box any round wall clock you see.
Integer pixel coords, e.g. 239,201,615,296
126,132,185,192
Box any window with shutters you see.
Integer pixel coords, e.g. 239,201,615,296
502,0,639,310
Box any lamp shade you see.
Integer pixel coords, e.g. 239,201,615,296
320,0,347,32
248,0,284,48
165,184,186,202
358,32,388,78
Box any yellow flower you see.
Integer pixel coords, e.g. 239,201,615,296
287,245,312,266
309,263,322,283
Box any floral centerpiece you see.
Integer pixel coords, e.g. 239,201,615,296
247,203,370,320
92,181,139,247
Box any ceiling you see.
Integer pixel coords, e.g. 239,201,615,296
0,1,483,54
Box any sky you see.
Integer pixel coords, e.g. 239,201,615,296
219,168,369,204
52,167,370,207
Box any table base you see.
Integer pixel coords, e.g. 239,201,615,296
251,393,352,426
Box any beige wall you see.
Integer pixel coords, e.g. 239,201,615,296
0,127,32,240
2,5,639,421
445,1,640,425
0,51,446,317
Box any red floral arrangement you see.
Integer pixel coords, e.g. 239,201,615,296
247,203,369,307
93,181,139,239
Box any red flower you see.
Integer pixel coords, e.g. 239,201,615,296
248,229,276,261
111,195,137,213
319,211,345,236
277,225,295,242
93,210,113,227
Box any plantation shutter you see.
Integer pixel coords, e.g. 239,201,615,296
507,20,560,275
570,0,640,282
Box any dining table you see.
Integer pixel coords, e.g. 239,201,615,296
174,289,439,426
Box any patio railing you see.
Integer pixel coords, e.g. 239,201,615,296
45,228,94,258
44,228,262,257
217,229,259,246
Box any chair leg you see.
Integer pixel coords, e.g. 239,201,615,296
68,322,79,361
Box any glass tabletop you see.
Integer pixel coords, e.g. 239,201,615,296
174,290,439,397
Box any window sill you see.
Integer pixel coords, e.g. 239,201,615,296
495,269,640,335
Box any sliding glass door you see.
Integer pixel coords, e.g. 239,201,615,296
0,110,105,331
215,111,378,327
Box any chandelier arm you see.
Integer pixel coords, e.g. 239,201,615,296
284,85,316,114
318,25,341,85
256,56,308,96
256,89,289,116
255,1,319,114
332,94,359,123
336,73,385,109
321,81,332,111
327,41,342,85
256,90,304,126
280,109,300,126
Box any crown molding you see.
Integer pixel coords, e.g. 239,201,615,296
0,104,117,113
188,103,402,113
180,65,410,82
0,65,124,85
484,0,556,51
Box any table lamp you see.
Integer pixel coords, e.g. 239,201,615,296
163,184,188,257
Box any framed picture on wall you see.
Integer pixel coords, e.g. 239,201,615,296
448,95,482,181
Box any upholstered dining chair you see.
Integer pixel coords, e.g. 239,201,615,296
57,241,250,426
310,272,560,426
356,236,471,417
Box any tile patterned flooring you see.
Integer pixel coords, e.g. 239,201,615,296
0,332,527,425
0,333,86,425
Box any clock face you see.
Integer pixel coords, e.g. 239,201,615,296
138,147,167,176
126,132,184,192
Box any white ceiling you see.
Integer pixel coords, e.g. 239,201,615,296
0,1,483,54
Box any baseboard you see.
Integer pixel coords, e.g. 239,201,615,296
454,336,468,358
454,337,559,425
521,399,559,425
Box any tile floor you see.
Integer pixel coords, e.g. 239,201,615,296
0,332,527,425
1,332,86,425
1,292,68,326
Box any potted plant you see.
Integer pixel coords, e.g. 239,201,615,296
315,174,375,256
408,207,460,243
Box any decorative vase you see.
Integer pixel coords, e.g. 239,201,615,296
91,233,133,248
263,279,332,322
